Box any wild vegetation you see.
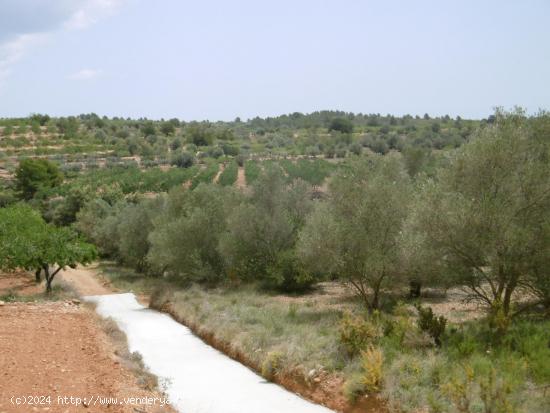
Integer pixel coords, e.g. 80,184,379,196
1,109,549,412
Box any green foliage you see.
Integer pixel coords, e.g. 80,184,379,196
298,156,411,308
405,109,550,318
0,204,96,292
170,151,195,168
329,117,353,134
61,165,198,195
117,199,161,272
186,123,214,146
147,184,239,282
415,305,447,346
339,312,382,356
279,159,335,186
218,161,238,186
14,158,63,199
220,167,315,291
190,162,219,189
244,160,261,184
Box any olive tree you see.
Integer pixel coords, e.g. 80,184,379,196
117,198,161,272
147,184,239,282
297,156,411,308
406,110,550,319
220,167,315,291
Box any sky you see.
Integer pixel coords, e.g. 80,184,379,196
0,0,548,121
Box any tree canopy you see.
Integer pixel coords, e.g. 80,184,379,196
0,204,96,292
14,158,63,200
405,109,550,320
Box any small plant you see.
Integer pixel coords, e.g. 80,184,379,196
361,346,384,392
343,373,366,403
261,351,284,380
416,304,447,346
442,364,518,413
478,368,516,413
442,365,475,413
287,303,298,320
339,311,382,356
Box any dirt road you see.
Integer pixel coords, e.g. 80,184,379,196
59,264,112,296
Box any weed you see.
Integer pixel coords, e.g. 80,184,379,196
261,351,284,380
343,373,366,403
361,346,383,392
339,311,382,356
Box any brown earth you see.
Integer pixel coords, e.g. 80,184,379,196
0,270,43,296
235,166,246,189
0,270,174,413
58,264,112,296
213,163,225,184
0,301,173,413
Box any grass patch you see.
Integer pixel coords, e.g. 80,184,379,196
99,263,550,412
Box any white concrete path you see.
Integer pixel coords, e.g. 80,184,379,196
86,293,334,413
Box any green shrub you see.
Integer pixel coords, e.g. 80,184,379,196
171,151,195,168
261,351,284,380
218,161,238,186
244,160,261,184
416,304,447,346
339,312,382,356
343,373,366,402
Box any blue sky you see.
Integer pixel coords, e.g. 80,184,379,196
0,0,548,120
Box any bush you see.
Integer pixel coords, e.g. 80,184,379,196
343,373,367,402
339,312,382,356
361,346,384,392
218,161,238,186
416,304,447,346
329,117,353,134
171,151,195,168
261,351,284,380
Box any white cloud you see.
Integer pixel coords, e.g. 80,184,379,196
0,32,49,80
0,0,125,84
65,0,125,30
69,68,102,80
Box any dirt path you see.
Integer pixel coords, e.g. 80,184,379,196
59,264,112,296
235,166,246,189
213,163,225,184
0,301,172,413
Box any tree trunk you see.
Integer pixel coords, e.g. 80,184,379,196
371,288,380,310
35,268,42,283
409,280,422,298
43,265,62,294
43,265,52,293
